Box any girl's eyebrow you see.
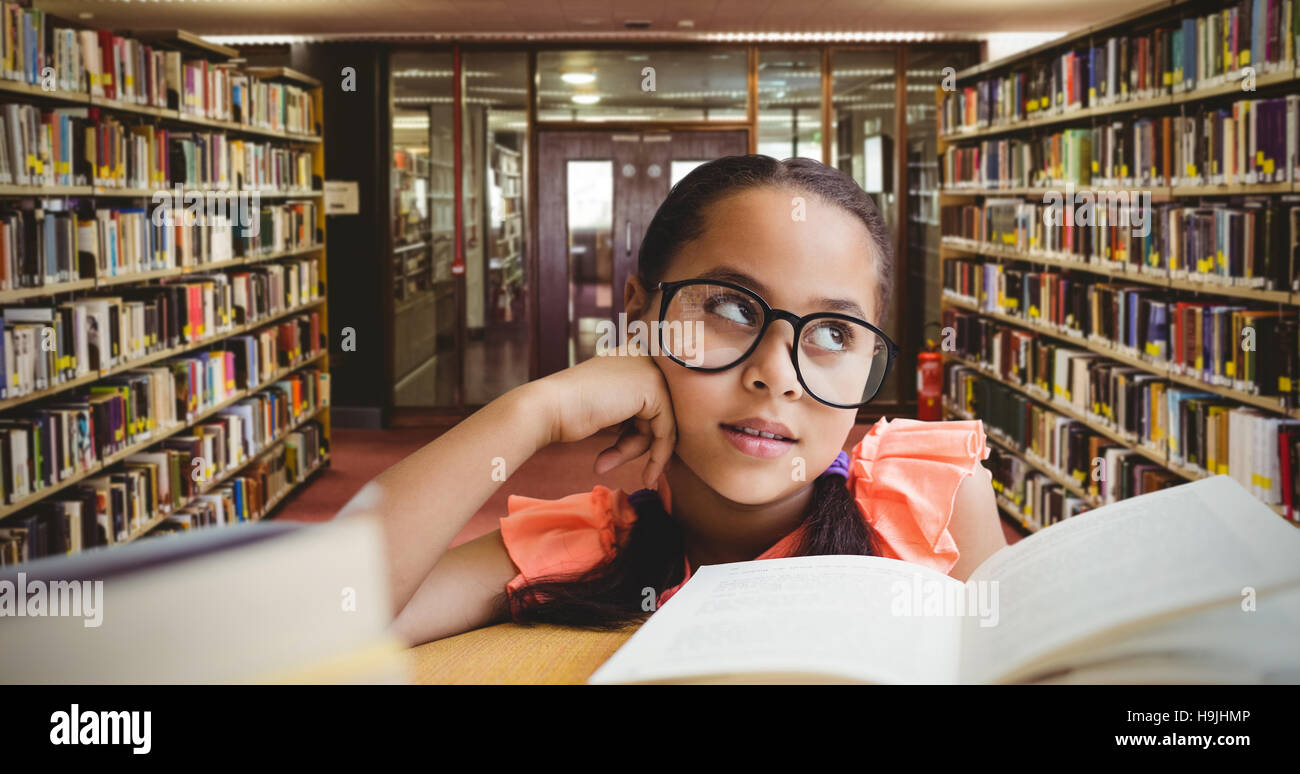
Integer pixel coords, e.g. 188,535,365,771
695,265,869,320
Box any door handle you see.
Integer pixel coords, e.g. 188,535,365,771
625,220,632,256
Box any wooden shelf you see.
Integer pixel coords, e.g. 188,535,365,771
0,278,97,302
934,0,1300,531
0,296,324,413
941,357,1294,523
939,238,1296,306
90,187,324,199
941,291,1297,416
243,66,322,89
0,76,323,145
128,29,239,61
0,351,327,521
942,67,1299,144
937,182,1296,198
0,30,331,566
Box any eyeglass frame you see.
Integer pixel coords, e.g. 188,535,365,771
653,278,900,409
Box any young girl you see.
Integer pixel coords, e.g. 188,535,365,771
340,155,1005,646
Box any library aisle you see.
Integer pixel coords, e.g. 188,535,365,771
0,0,1296,700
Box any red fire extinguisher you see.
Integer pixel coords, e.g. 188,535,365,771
916,322,943,421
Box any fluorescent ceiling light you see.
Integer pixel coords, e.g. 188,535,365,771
571,94,601,105
561,72,597,85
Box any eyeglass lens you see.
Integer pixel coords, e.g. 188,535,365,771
661,283,890,406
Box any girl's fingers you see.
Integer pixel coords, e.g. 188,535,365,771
640,403,677,489
594,419,653,475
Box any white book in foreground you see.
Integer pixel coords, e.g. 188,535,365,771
589,475,1300,684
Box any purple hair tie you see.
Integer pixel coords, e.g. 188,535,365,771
820,450,851,480
628,488,662,508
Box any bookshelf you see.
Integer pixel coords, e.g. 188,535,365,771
935,0,1300,532
488,142,523,324
0,19,330,567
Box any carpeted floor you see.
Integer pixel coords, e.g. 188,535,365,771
274,423,1025,548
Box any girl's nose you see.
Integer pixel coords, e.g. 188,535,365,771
739,322,804,401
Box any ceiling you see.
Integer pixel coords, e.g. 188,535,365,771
37,0,1142,39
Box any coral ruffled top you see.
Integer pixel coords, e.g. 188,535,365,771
499,416,991,610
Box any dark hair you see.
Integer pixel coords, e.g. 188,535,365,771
639,154,895,325
504,155,889,629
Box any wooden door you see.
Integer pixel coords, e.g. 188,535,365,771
537,129,747,376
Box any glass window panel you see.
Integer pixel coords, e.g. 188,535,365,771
537,49,747,122
832,50,899,406
670,159,707,188
462,51,532,405
757,49,823,162
567,161,614,364
390,50,456,407
904,46,978,414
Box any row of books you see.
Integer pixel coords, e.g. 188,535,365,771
148,422,325,537
941,0,1300,133
941,261,1300,397
944,329,1300,517
0,312,325,507
0,104,315,192
949,365,1181,507
1,5,316,135
0,377,327,565
237,200,318,257
168,132,315,193
941,95,1299,189
941,200,1297,290
983,445,1093,529
949,361,1187,506
0,258,321,399
175,59,316,135
0,206,319,290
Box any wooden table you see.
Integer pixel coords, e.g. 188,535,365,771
408,622,642,684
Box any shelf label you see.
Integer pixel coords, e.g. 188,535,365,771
324,180,359,215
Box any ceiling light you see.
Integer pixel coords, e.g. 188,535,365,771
571,94,601,105
561,72,596,85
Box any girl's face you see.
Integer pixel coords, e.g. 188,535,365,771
628,185,884,505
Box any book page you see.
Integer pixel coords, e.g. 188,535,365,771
959,476,1300,684
589,555,965,685
1017,583,1300,684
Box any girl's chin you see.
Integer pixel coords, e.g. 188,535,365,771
694,466,803,505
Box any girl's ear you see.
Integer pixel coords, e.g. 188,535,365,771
623,274,654,323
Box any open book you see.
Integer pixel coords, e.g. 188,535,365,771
588,475,1300,684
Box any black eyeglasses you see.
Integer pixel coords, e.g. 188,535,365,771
654,278,898,408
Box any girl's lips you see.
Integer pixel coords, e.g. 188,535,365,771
720,423,796,459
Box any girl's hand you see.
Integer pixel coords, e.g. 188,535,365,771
535,353,677,488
